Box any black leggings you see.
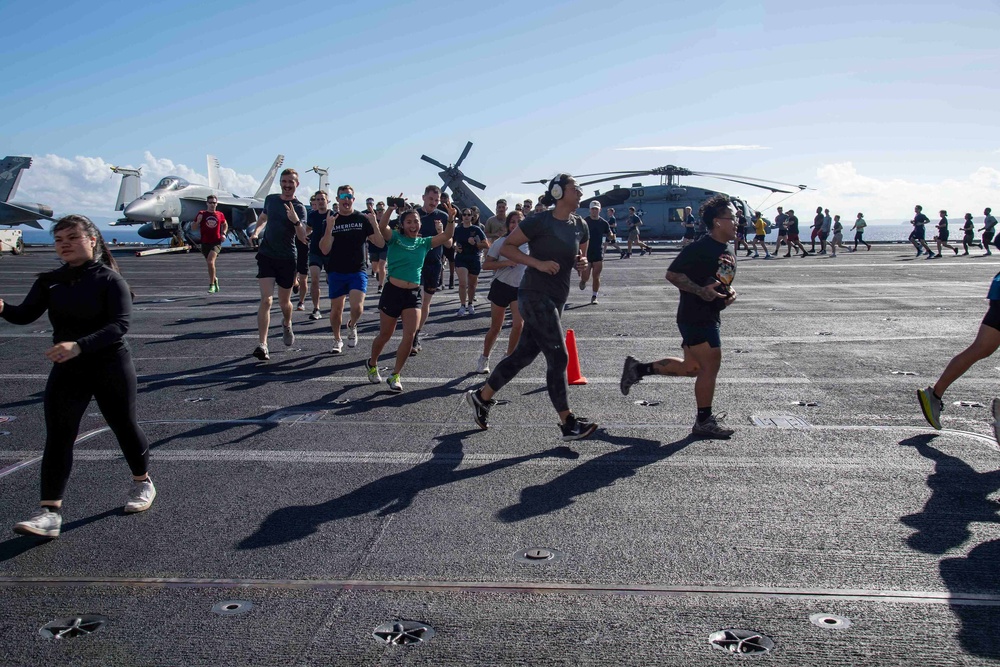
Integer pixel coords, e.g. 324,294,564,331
41,345,149,501
486,290,570,413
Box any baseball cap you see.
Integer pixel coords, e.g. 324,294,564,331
589,201,601,209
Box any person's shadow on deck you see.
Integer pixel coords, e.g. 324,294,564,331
496,432,695,523
237,432,579,550
900,433,1000,659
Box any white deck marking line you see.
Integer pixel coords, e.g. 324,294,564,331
0,427,110,480
0,575,996,606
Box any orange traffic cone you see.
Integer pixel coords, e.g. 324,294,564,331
565,329,588,385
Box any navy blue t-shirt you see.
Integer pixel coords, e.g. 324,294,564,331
307,210,327,256
419,208,449,263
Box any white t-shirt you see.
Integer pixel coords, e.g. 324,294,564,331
486,236,529,288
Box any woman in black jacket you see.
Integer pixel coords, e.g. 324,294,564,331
0,215,154,538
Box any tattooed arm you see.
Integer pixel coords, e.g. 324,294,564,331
666,271,723,302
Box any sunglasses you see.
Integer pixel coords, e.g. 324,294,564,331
338,193,355,201
462,212,472,216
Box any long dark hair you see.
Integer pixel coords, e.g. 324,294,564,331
51,214,123,274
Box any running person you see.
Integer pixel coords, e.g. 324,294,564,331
962,213,976,255
483,199,509,244
933,210,958,257
751,211,770,258
367,200,389,293
909,205,934,257
625,207,652,257
829,215,852,256
306,191,329,320
918,270,1000,437
249,169,308,361
851,212,871,251
192,195,227,293
466,174,598,441
986,208,999,255
784,210,810,257
579,200,612,304
619,194,738,438
454,208,489,316
294,207,311,311
319,185,382,354
412,185,450,355
605,207,624,258
810,207,824,253
681,206,696,248
735,209,752,257
1,215,154,538
366,199,456,391
772,206,788,257
476,210,527,375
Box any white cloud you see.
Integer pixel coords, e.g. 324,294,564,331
14,152,283,217
813,162,1000,219
616,145,770,152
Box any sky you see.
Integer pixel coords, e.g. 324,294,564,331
2,0,999,226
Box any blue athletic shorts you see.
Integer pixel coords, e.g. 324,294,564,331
327,270,368,299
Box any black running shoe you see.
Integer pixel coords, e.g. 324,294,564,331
466,389,495,430
560,414,598,441
620,355,643,396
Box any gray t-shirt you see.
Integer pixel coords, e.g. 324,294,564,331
518,211,589,304
822,215,833,233
258,194,307,261
486,236,528,288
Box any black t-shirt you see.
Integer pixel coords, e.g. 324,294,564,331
307,210,327,256
775,213,787,234
454,224,486,260
607,215,617,231
786,216,800,235
518,211,589,304
419,208,449,263
323,211,375,274
667,236,735,325
585,217,611,255
913,213,929,228
813,214,824,230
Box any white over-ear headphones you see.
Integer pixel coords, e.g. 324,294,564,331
549,174,567,201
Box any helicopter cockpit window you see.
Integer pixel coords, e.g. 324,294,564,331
668,208,685,222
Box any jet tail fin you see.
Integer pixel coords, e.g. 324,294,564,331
110,166,142,211
207,154,222,190
253,155,284,200
0,156,32,203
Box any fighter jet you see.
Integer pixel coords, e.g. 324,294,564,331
0,156,55,229
112,154,284,245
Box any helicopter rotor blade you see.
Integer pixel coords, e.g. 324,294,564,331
421,155,450,171
693,171,807,190
460,174,487,191
578,172,653,187
698,175,793,194
455,141,473,168
574,170,654,178
521,178,550,185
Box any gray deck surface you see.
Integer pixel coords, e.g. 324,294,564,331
2,244,1000,665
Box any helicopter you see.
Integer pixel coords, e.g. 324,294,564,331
421,142,495,216
523,166,808,238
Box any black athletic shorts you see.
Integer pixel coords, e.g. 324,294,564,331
200,243,221,258
295,241,309,275
487,280,519,309
586,249,605,264
938,230,949,242
367,242,387,262
378,280,421,319
256,253,297,290
454,256,482,276
983,301,1000,332
421,260,442,293
678,322,722,348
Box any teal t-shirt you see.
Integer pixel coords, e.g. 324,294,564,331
387,232,434,284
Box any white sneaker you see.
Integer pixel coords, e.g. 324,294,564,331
468,304,475,315
13,508,62,538
309,309,322,321
476,354,490,374
457,305,468,316
282,323,294,346
124,478,156,513
347,324,358,348
331,339,344,354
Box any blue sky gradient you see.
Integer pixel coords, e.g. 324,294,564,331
2,0,998,219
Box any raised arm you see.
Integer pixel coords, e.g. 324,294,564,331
430,202,457,248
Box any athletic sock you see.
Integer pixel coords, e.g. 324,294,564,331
43,505,61,514
639,362,655,377
697,406,712,423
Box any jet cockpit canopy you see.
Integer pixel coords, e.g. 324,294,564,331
153,177,190,191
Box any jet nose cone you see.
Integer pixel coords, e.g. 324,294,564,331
124,197,156,221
